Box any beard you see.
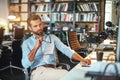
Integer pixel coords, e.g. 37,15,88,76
32,30,44,37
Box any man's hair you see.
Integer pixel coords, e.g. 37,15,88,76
27,15,41,26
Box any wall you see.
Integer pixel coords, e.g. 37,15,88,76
0,0,9,33
112,1,120,26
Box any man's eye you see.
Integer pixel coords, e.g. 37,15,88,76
33,25,37,27
39,23,43,26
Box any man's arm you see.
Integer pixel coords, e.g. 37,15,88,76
52,34,91,65
28,46,39,62
28,36,43,62
72,52,91,65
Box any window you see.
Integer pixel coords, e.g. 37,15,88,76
105,1,112,29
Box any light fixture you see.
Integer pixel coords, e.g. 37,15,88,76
8,11,16,20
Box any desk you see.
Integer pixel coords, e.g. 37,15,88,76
87,51,115,64
2,40,12,46
60,48,116,80
60,40,116,80
60,63,91,80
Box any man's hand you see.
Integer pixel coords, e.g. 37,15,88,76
82,59,91,66
35,36,43,48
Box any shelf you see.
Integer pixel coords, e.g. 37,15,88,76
8,0,105,33
8,0,28,31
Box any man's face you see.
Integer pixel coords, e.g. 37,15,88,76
29,19,44,36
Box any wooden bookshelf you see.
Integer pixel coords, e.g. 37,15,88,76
8,0,28,31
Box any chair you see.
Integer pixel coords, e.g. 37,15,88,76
0,27,5,45
66,31,88,63
0,27,28,80
13,26,24,40
55,49,71,70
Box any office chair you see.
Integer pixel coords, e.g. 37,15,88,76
66,31,88,64
0,27,5,46
0,26,28,80
11,26,24,67
13,27,24,40
0,28,4,62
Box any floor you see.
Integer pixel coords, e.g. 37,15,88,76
0,45,26,80
0,68,25,80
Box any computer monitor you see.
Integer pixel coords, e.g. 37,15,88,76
116,17,120,62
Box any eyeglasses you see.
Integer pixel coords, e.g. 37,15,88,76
43,34,51,43
43,40,51,43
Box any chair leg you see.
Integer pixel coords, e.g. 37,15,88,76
23,69,29,80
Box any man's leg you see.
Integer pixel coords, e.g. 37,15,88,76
31,66,68,80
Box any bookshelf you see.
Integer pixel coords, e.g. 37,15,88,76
8,0,105,34
75,0,101,33
28,0,105,33
8,0,28,31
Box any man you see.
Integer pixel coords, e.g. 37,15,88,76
21,15,91,80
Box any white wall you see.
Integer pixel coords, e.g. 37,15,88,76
0,0,9,33
112,1,120,26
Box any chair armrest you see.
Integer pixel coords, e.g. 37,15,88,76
56,63,71,71
80,48,88,52
76,50,87,58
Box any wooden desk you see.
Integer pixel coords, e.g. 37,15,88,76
60,39,116,80
89,41,116,63
86,51,115,64
60,49,116,80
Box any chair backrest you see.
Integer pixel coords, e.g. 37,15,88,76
67,31,81,51
0,28,4,45
13,26,24,40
